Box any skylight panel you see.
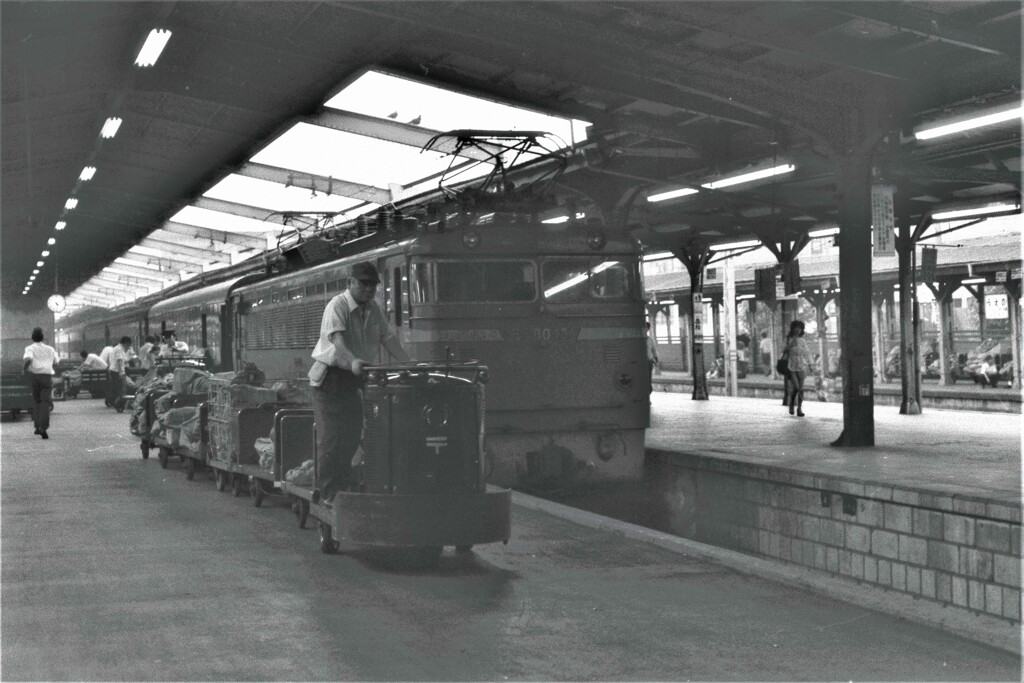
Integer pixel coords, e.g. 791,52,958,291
326,70,590,146
203,175,369,214
170,206,291,233
251,123,457,190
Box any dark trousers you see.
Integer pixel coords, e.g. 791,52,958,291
312,367,364,499
30,374,53,431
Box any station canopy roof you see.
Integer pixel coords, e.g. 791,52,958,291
3,2,1020,314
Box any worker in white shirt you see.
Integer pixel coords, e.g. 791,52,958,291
23,327,59,439
108,336,133,408
78,350,109,371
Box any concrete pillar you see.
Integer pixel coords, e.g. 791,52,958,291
872,295,887,383
832,154,875,447
711,296,723,365
926,281,956,386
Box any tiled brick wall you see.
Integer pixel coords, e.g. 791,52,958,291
654,453,1021,623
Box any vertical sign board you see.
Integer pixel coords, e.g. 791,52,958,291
871,184,896,257
919,246,938,283
985,293,1009,320
692,293,704,337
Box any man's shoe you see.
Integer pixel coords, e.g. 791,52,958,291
40,431,49,439
34,429,40,435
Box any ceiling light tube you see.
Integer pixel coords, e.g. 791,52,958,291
65,198,78,210
79,166,97,181
41,251,49,257
55,221,66,231
915,105,1023,141
961,277,988,285
701,164,795,190
47,238,55,245
932,203,1020,221
101,117,123,139
32,269,39,274
647,187,699,203
135,29,172,67
808,227,840,238
36,261,44,267
709,239,762,252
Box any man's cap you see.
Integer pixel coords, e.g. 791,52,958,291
351,261,381,284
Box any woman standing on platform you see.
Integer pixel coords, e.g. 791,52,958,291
784,320,809,417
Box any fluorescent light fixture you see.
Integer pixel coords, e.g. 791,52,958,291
544,261,618,298
29,275,35,281
101,117,123,138
961,277,988,285
932,203,1020,221
32,269,39,274
647,187,699,203
79,166,97,181
36,261,44,267
808,227,840,238
709,239,762,252
135,29,172,67
55,221,66,231
915,105,1023,141
737,294,755,300
541,212,585,224
65,198,78,210
41,251,49,257
702,164,795,190
47,238,55,245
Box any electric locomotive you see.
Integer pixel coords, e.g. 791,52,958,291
232,131,650,488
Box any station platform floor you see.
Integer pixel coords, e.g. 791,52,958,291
1,397,1021,680
645,390,1021,505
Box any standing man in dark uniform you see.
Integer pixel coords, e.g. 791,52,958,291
23,327,59,439
308,261,411,501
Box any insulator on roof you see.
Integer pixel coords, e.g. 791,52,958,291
377,206,393,233
356,215,368,238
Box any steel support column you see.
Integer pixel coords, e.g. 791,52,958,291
1005,281,1022,391
896,219,921,414
831,154,875,447
925,281,957,385
672,246,712,400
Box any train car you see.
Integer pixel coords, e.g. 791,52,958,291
148,274,263,373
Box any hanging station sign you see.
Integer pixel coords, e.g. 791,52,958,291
871,184,896,257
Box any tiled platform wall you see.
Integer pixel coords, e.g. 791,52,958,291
650,451,1022,624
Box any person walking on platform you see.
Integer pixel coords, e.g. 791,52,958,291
759,331,772,376
645,321,660,390
23,327,58,439
784,320,809,416
308,261,412,503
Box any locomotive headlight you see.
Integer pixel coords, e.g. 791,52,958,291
616,372,633,390
586,230,606,250
422,403,450,427
462,230,481,248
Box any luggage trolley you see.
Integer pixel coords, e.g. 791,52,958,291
282,361,511,558
205,378,283,498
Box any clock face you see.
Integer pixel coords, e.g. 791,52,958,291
47,294,66,313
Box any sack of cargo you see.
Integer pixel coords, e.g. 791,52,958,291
255,437,275,470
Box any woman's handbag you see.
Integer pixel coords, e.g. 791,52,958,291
776,351,789,375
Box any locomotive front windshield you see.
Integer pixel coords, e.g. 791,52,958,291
541,258,639,303
411,260,536,303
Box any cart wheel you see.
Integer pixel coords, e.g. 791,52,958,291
252,479,265,507
214,470,227,492
232,475,246,497
158,447,170,469
104,397,113,407
455,545,473,554
185,458,195,481
115,398,126,413
141,442,150,460
319,522,339,554
298,499,309,529
69,388,79,398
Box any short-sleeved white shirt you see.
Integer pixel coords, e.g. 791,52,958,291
23,342,59,375
311,289,399,369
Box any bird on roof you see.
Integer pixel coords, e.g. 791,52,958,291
409,115,421,125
